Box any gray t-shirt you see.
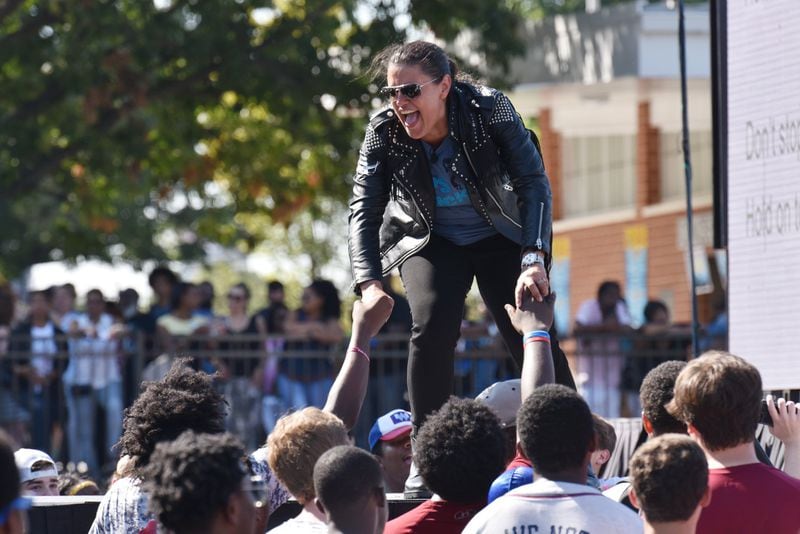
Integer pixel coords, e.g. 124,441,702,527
423,138,496,246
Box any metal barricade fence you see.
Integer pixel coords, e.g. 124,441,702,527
566,330,694,419
0,329,694,472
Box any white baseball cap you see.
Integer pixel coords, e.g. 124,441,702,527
475,379,522,428
14,448,58,483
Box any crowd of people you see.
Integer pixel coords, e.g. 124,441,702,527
0,262,526,478
0,283,797,534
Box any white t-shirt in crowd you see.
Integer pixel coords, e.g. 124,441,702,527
462,478,643,534
29,323,57,380
267,508,327,533
63,313,119,388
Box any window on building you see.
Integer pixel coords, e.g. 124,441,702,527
561,135,637,217
659,130,713,202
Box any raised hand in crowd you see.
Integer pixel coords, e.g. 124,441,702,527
505,292,556,400
323,292,394,429
767,394,800,479
504,291,555,335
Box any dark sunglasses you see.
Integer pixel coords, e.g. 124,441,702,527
227,294,246,301
380,77,441,100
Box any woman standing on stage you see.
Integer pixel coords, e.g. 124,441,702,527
348,41,574,494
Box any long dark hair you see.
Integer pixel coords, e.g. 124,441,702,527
367,40,473,86
170,282,196,312
307,279,341,321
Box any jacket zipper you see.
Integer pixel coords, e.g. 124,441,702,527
462,142,523,230
381,178,431,274
535,201,544,250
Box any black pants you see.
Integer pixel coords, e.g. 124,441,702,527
399,233,575,428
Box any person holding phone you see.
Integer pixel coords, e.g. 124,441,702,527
348,40,574,496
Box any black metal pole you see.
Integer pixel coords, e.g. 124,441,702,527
678,0,700,357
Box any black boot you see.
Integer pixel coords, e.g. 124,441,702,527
403,432,432,499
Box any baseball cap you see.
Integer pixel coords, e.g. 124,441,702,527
488,466,534,503
369,409,412,451
475,379,521,428
14,448,58,483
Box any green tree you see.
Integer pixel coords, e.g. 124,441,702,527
0,0,531,280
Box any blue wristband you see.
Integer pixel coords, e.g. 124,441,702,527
523,330,550,342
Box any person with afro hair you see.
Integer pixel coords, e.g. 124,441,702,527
464,385,642,533
142,431,260,534
384,397,507,534
89,359,227,534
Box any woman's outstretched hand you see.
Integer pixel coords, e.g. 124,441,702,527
515,263,550,306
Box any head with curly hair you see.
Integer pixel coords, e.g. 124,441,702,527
415,397,506,503
629,434,710,525
517,384,595,479
142,431,257,534
267,408,348,505
640,360,687,436
117,359,227,471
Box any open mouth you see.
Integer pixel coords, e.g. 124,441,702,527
403,455,413,465
399,110,420,128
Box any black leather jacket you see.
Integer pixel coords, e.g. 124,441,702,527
348,81,552,290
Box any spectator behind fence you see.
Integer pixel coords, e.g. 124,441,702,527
0,431,29,534
63,289,123,476
574,281,633,418
280,280,343,411
256,280,289,335
147,266,179,324
8,290,66,455
628,434,710,534
89,359,227,534
156,282,210,358
50,283,78,331
368,409,412,493
666,351,800,532
314,445,387,534
15,448,59,497
385,397,507,534
212,283,265,452
196,281,217,319
463,385,642,533
256,280,288,435
143,431,261,534
0,286,29,447
267,408,349,533
623,300,690,416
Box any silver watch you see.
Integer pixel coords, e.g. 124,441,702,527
521,251,545,270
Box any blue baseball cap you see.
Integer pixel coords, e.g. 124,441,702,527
488,466,534,503
369,409,412,451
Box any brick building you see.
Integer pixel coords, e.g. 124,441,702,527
503,1,721,332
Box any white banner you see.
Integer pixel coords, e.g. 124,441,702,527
728,0,800,389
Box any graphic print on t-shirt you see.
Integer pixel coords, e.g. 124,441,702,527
432,159,469,207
